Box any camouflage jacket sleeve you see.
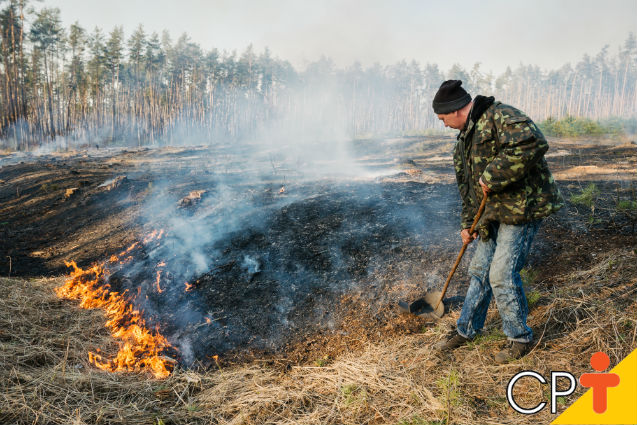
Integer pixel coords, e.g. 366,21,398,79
453,140,474,229
481,110,548,193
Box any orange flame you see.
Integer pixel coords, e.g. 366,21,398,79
143,229,165,244
184,282,194,292
143,231,158,243
118,242,138,257
155,270,163,293
56,259,174,379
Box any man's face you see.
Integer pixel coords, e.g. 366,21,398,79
437,111,465,129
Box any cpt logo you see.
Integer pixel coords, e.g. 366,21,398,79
507,352,620,415
579,352,620,413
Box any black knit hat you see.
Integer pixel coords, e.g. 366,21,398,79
432,80,472,114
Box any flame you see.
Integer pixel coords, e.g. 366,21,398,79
155,261,166,293
155,270,163,293
143,231,159,243
143,229,165,244
119,242,138,257
205,317,212,324
119,255,133,264
56,234,175,378
184,281,194,292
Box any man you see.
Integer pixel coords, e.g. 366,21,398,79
431,80,563,363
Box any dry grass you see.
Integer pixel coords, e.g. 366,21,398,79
1,246,636,425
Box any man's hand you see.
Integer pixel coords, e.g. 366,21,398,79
461,228,478,245
479,177,491,197
461,178,488,245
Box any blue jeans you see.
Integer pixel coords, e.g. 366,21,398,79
456,220,541,343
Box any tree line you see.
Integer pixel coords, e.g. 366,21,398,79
1,2,636,150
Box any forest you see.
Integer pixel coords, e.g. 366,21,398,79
1,1,636,150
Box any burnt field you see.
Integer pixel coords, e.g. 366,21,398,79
1,136,637,424
0,136,636,366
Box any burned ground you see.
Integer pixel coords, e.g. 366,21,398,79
0,137,636,369
1,136,636,424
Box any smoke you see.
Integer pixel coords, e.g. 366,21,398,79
109,161,460,364
1,50,451,153
10,74,459,364
241,255,262,275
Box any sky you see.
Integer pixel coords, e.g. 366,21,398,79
40,0,637,74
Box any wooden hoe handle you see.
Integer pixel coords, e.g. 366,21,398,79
434,194,488,310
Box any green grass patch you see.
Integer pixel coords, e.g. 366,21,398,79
314,355,330,367
570,183,600,208
617,199,637,211
520,267,538,287
526,290,541,308
436,369,461,407
520,267,542,308
538,116,634,138
340,384,368,407
467,329,506,348
436,369,462,425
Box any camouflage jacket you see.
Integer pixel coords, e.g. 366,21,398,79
454,96,564,239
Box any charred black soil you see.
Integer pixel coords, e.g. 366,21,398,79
1,137,636,367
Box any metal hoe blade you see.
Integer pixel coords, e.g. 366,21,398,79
398,194,488,320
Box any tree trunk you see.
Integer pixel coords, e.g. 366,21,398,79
43,52,56,138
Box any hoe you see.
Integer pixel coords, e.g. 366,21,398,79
399,194,487,319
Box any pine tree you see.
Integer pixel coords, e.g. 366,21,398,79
29,7,63,138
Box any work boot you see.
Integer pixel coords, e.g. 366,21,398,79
495,341,533,364
433,331,470,352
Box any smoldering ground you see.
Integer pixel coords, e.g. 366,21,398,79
0,71,466,367
106,176,460,365
83,87,461,365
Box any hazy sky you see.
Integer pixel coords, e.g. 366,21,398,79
42,0,637,74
